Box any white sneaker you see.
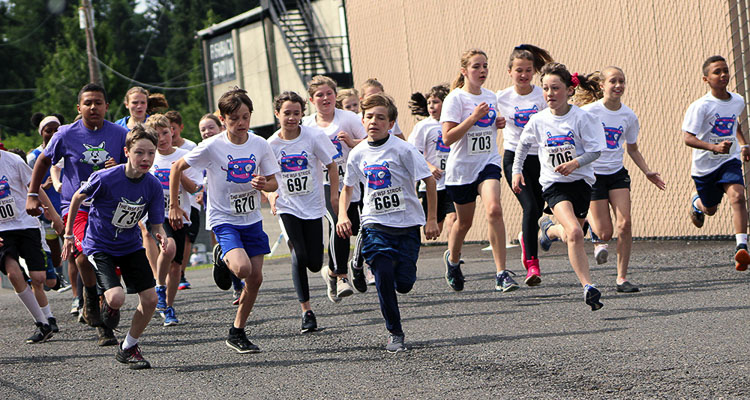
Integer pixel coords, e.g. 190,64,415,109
594,243,609,265
337,277,354,298
365,266,376,286
321,267,340,303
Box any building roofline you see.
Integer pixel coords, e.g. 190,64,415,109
196,7,265,39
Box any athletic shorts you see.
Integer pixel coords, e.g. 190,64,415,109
0,228,46,275
591,167,631,201
445,164,502,205
186,207,200,243
693,158,744,209
213,221,270,259
62,210,88,256
88,249,155,294
418,189,455,223
542,180,592,219
148,220,187,265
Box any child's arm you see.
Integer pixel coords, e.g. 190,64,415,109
422,176,440,240
252,173,278,192
264,191,279,215
512,140,532,193
180,173,201,195
335,185,354,238
169,158,191,230
149,223,169,253
50,164,62,192
326,161,340,216
626,143,665,190
37,188,64,235
442,102,490,146
736,123,750,161
683,131,731,153
61,191,87,260
25,152,53,216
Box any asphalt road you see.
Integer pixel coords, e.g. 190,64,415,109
1,239,749,399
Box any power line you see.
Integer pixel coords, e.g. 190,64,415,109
0,14,52,47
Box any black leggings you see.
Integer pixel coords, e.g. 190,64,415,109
324,185,360,275
280,214,324,303
503,150,544,260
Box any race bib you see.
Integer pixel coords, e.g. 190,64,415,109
467,130,492,155
229,190,257,215
323,158,346,185
545,144,575,169
369,186,406,215
708,137,735,160
111,202,145,229
437,153,449,171
0,197,18,222
283,169,312,196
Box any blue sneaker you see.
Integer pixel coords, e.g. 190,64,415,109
163,306,179,326
155,285,167,312
495,270,519,292
584,284,603,311
690,192,704,228
178,274,191,290
537,216,557,252
443,250,465,291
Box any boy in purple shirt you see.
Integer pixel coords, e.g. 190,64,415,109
63,125,166,369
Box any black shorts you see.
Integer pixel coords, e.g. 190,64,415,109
418,189,455,223
591,167,631,201
88,249,155,294
0,228,45,275
149,220,187,265
445,164,502,205
542,180,592,219
186,207,200,243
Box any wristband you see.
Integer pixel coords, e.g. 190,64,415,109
742,145,749,149
191,184,204,195
27,192,39,197
64,235,75,240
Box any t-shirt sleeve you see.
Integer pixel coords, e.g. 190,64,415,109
390,120,403,135
439,92,463,124
682,101,704,135
406,145,432,182
408,124,425,153
116,128,128,164
315,131,337,165
625,112,640,144
581,112,606,153
182,139,211,170
343,151,363,187
258,140,281,176
347,113,367,140
79,171,104,199
147,178,165,224
16,157,33,186
44,130,64,164
519,117,537,146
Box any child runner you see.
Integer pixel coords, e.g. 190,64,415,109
169,88,279,353
301,75,366,302
267,91,339,333
512,62,606,311
496,44,553,286
575,67,666,292
684,55,750,270
63,125,165,369
337,93,439,352
336,88,361,113
440,49,514,292
115,87,150,130
360,79,405,140
26,83,129,345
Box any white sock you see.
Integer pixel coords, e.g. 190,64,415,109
736,234,748,246
156,284,165,290
41,304,54,319
123,332,138,350
17,286,46,324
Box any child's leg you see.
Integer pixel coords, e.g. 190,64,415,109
608,189,633,283
442,212,457,241
6,258,47,323
166,261,182,307
129,288,158,339
549,202,592,287
225,249,263,329
29,270,49,309
68,255,79,298
141,222,159,278
477,179,506,272
371,254,402,335
281,214,313,311
156,238,176,287
448,202,475,264
724,183,748,235
588,200,613,242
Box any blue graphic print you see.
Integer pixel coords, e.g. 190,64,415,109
152,167,170,189
280,151,309,172
0,176,11,199
363,161,392,190
474,104,497,128
434,131,450,153
546,131,576,147
513,105,539,128
602,124,624,149
222,154,256,183
331,138,343,159
711,114,736,137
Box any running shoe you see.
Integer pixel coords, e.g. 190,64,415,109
101,298,120,330
365,266,376,286
537,215,557,252
300,310,317,333
178,274,191,290
735,243,750,271
518,231,527,266
97,326,118,347
163,306,179,326
26,322,53,344
616,281,640,293
48,317,59,333
495,270,519,292
524,257,541,286
385,333,406,353
116,343,151,370
82,289,102,327
349,259,367,293
70,298,80,316
226,327,260,354
155,285,167,312
594,243,609,265
337,277,354,298
321,267,340,303
690,192,705,228
232,288,242,305
444,250,465,291
212,244,232,291
584,284,604,311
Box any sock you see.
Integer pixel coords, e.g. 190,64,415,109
17,286,47,324
41,304,54,319
85,284,98,299
692,196,702,213
156,284,166,290
122,332,138,350
736,234,748,247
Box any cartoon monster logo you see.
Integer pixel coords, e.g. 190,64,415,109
280,151,309,172
474,105,497,128
363,161,392,190
434,131,450,153
152,166,171,189
602,124,624,149
514,105,539,128
222,154,256,183
80,142,110,171
331,138,343,159
546,131,576,147
711,114,736,137
0,176,11,199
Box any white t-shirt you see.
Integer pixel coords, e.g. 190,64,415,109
178,139,197,151
182,131,280,229
267,126,338,220
496,85,547,154
439,87,503,185
390,120,403,136
344,136,432,228
518,105,606,190
408,116,449,191
301,108,367,202
682,92,745,177
0,151,41,231
151,148,194,224
582,100,639,175
178,139,200,208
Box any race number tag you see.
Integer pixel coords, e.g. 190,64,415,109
368,186,406,215
229,190,257,215
545,144,575,169
708,137,735,159
0,197,18,222
324,158,346,185
437,153,449,171
467,130,492,155
111,202,145,229
283,169,312,196
163,192,182,210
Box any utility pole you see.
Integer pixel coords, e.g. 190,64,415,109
80,0,102,85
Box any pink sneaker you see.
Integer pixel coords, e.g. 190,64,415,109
524,258,541,286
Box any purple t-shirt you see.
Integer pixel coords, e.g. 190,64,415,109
80,165,164,257
44,120,128,214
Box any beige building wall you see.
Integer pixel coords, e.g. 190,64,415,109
346,0,745,242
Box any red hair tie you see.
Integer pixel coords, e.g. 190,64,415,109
571,73,580,88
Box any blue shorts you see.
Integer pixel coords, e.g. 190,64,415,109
446,164,503,205
692,159,744,208
360,225,420,283
213,221,270,259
